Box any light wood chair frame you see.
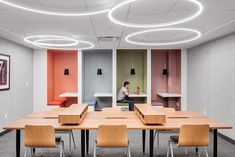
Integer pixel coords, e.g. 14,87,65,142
166,124,209,157
24,125,65,157
93,125,131,157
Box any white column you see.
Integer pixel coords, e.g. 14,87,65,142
33,49,48,111
181,49,187,111
112,49,117,107
78,51,83,104
147,49,152,104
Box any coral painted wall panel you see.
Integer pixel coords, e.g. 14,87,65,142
54,51,78,100
47,50,78,104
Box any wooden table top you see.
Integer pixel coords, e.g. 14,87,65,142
24,107,67,119
4,111,232,130
165,111,206,118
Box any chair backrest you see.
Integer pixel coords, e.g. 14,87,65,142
102,107,121,113
97,125,128,147
155,107,175,113
178,124,209,147
25,125,56,147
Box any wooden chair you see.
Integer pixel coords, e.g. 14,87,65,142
101,107,121,112
154,107,176,151
167,124,209,157
24,125,65,157
94,125,131,157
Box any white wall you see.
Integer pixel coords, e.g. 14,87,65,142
187,33,235,140
0,38,33,131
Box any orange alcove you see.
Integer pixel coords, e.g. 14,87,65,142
47,49,78,107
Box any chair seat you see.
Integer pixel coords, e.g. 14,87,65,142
170,135,179,144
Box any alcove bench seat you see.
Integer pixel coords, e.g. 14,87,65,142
48,100,66,107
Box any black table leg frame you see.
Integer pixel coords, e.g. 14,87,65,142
213,129,218,157
16,130,21,157
142,130,146,154
81,130,85,157
86,130,89,154
149,130,154,157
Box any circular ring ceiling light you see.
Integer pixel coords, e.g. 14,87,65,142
125,28,201,46
24,35,94,50
108,0,204,28
0,0,108,16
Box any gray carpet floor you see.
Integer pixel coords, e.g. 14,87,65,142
0,130,234,157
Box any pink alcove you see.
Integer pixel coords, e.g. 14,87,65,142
151,49,181,110
47,49,78,107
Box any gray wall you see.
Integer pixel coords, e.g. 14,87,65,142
0,38,33,131
82,50,112,104
188,33,235,140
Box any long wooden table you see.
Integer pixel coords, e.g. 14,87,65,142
4,110,232,157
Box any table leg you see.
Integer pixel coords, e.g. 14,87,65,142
86,130,89,154
149,130,154,157
81,130,85,157
213,129,218,157
142,130,146,154
16,130,21,157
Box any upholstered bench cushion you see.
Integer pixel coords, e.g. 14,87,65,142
116,103,129,106
48,100,66,106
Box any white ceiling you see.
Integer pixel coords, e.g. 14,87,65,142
0,0,235,50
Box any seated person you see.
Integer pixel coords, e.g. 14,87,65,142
117,81,134,111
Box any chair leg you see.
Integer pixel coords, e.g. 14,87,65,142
170,142,174,157
69,131,72,155
167,141,170,157
128,145,131,157
157,131,160,151
185,148,188,156
62,141,65,157
124,148,127,156
30,148,33,157
93,142,97,157
71,131,76,148
24,147,28,157
204,147,209,157
60,143,63,157
198,147,201,157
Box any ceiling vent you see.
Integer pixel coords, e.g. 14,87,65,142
98,36,120,42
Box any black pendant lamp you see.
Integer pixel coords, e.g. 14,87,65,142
130,68,136,75
64,68,69,75
97,69,102,75
162,50,168,76
162,68,168,75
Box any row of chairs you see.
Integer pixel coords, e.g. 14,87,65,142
23,107,210,157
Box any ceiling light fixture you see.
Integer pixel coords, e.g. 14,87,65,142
0,0,108,16
108,0,203,28
34,38,79,47
125,28,202,46
24,35,94,50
